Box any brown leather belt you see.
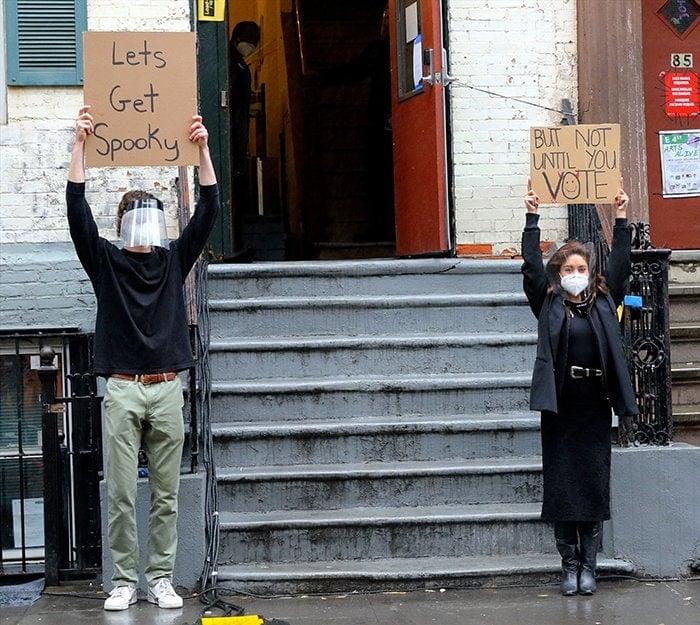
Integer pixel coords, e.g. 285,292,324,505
110,372,177,385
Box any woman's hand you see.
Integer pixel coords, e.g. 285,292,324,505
614,177,629,219
75,105,94,143
525,177,539,214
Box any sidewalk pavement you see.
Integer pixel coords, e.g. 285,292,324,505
2,578,699,625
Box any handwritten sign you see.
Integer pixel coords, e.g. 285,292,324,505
83,32,199,167
530,124,621,203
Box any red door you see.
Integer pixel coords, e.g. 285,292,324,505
641,1,700,249
389,0,451,256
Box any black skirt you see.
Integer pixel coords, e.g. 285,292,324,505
540,375,612,522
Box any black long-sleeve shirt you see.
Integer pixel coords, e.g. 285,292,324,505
66,181,219,375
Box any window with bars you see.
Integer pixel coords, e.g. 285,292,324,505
5,0,87,86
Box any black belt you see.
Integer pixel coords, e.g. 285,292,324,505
569,366,603,379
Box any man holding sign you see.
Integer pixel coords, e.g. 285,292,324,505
66,105,218,610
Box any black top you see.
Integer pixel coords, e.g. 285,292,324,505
66,181,219,375
521,212,639,417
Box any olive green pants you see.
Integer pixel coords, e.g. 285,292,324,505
102,376,184,587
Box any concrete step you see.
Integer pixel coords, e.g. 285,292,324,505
669,284,700,325
211,412,541,467
209,332,537,380
206,259,525,299
215,553,635,595
209,372,532,422
217,503,551,564
670,324,700,365
215,457,543,512
209,293,533,339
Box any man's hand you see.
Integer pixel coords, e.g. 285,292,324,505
190,115,217,186
524,177,539,214
69,105,93,183
189,115,209,149
614,176,629,219
75,105,94,143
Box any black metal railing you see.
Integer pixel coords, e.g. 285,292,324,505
568,207,673,446
623,225,673,445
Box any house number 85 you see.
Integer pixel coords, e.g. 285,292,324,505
671,53,693,68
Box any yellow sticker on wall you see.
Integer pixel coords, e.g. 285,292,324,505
198,0,226,22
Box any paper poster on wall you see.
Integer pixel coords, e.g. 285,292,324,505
659,130,700,198
83,32,199,168
530,124,621,204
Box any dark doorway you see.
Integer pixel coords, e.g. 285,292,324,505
224,0,396,261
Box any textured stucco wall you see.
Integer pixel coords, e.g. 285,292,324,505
610,444,700,577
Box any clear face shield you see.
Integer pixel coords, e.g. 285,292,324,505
120,198,169,248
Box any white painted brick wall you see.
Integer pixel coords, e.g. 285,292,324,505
1,0,577,255
448,0,578,253
0,1,193,247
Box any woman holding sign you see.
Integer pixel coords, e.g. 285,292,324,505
521,179,638,596
67,105,218,611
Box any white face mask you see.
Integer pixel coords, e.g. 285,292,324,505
560,273,589,297
236,42,256,58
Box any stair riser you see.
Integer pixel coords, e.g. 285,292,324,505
210,385,531,422
209,304,534,339
209,340,536,380
672,380,700,407
213,428,542,466
670,340,700,365
217,472,543,512
218,520,554,564
669,297,700,325
215,569,561,595
207,266,524,299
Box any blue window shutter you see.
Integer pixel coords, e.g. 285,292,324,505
6,0,87,86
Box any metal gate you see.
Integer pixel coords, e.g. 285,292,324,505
0,330,102,583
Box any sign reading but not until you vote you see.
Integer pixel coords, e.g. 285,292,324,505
530,123,621,204
83,32,199,168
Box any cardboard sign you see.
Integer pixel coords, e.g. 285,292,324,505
83,32,199,167
530,124,621,204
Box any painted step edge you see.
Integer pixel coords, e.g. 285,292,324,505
218,503,543,530
215,554,635,582
210,412,541,438
216,457,543,483
211,373,533,394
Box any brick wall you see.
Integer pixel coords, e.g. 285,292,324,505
448,0,578,255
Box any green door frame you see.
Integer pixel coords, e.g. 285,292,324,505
197,20,232,259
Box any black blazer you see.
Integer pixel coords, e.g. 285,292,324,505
521,213,640,417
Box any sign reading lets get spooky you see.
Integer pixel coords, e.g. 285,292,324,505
530,124,621,204
83,32,199,168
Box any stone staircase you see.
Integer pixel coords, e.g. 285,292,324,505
205,259,632,594
669,252,700,445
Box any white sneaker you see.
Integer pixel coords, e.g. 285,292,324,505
104,584,137,611
147,578,183,609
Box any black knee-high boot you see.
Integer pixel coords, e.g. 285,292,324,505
554,522,579,596
578,521,601,595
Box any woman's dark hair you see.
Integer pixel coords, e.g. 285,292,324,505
545,240,609,297
116,190,158,236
